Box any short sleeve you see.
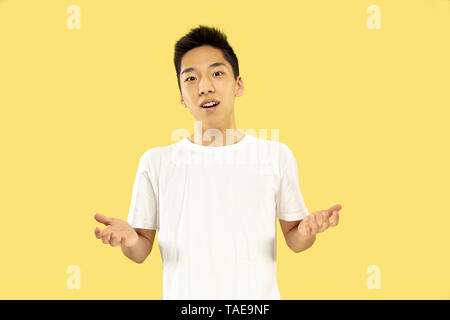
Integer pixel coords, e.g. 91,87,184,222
126,151,159,230
276,145,309,221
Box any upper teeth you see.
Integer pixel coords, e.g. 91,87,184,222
203,101,218,107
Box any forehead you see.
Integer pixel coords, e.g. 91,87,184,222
180,45,230,71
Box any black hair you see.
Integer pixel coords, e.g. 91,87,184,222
174,25,240,91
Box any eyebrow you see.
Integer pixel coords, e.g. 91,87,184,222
181,62,226,75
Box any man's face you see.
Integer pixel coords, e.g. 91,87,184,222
179,45,244,126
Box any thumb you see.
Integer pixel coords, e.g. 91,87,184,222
94,213,112,225
326,204,342,217
328,204,342,213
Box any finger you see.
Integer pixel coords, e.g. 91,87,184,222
328,204,342,215
323,207,341,222
110,233,121,247
315,213,323,229
101,230,107,244
316,213,327,232
320,212,329,231
94,227,102,239
309,215,319,234
299,220,311,236
94,213,112,226
102,230,111,244
329,203,342,210
330,211,340,226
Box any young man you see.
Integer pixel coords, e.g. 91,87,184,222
94,25,342,300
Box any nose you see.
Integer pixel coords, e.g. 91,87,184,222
198,77,215,95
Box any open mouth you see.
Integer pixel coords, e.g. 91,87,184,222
201,102,220,108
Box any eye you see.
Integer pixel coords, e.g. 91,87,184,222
185,76,196,82
213,71,224,76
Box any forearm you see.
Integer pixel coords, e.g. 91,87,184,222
121,234,152,263
286,222,316,253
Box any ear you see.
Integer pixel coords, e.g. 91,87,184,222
180,91,186,108
235,76,244,98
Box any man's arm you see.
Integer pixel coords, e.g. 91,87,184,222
279,204,342,253
279,219,316,253
94,214,156,263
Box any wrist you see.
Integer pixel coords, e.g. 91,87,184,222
289,224,316,253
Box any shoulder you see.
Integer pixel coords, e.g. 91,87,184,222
138,139,184,168
255,136,292,161
246,135,295,171
276,143,296,175
247,134,291,154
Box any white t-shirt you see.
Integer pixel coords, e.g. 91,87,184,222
126,132,309,300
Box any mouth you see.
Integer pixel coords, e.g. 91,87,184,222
201,101,220,108
200,101,220,112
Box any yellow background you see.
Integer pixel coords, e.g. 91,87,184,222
0,0,449,299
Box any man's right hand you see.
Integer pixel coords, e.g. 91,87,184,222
94,213,139,248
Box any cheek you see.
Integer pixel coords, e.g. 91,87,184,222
182,91,197,106
218,86,236,104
